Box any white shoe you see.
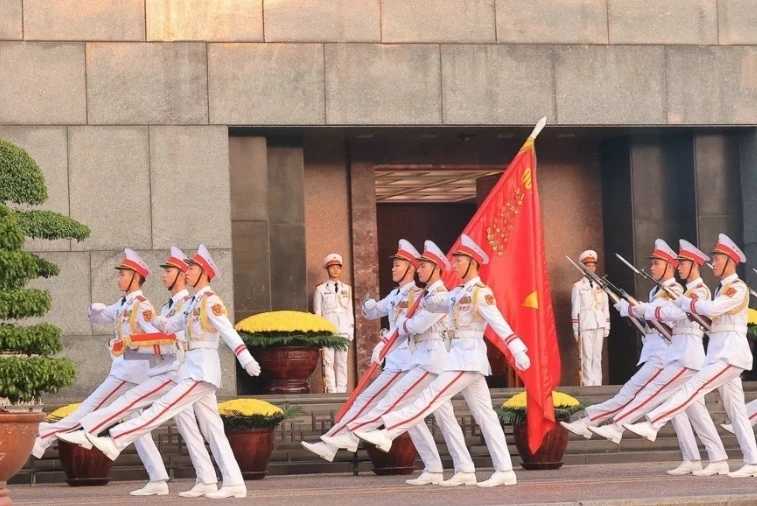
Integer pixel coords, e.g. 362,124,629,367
31,437,48,459
439,472,477,487
354,429,392,453
728,464,757,478
57,430,93,450
178,483,218,498
721,423,735,435
405,471,443,485
301,441,337,462
130,481,169,496
561,418,592,439
667,461,702,476
321,432,359,452
692,460,729,476
206,484,247,499
622,421,658,442
477,470,517,487
84,433,121,461
588,424,624,445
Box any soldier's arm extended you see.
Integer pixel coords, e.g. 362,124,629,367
361,291,392,320
475,288,527,356
87,300,119,324
678,282,748,318
205,296,257,369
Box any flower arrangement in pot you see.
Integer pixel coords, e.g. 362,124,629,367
495,391,583,470
218,399,303,480
235,311,350,394
46,404,114,486
0,139,87,500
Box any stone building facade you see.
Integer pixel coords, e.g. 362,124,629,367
1,0,756,398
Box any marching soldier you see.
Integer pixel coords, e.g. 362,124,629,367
355,234,532,488
314,253,354,393
571,249,610,386
625,234,757,478
320,241,475,486
85,244,262,499
31,249,169,488
58,247,219,497
301,239,421,462
722,398,757,434
562,240,677,439
588,240,728,476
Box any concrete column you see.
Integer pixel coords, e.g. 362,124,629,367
740,129,757,287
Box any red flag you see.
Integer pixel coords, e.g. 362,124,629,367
443,136,560,452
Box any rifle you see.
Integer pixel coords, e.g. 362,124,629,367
565,255,647,336
616,253,712,330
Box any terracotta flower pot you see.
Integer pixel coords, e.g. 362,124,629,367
226,428,274,480
364,432,417,476
57,440,113,486
0,411,45,506
254,346,320,394
511,420,569,470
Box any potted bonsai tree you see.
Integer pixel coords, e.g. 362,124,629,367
495,391,583,470
45,403,114,486
218,398,303,479
0,139,87,500
235,310,350,394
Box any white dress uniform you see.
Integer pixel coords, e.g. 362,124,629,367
316,240,421,441
89,245,261,498
366,235,531,487
571,250,610,386
628,234,757,474
314,253,354,393
70,248,218,488
339,242,475,479
32,250,164,480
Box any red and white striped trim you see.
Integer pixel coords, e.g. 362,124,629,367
453,245,485,266
654,307,662,321
348,372,430,432
392,248,420,269
650,248,678,267
420,250,447,270
504,334,518,346
333,371,403,434
713,243,742,264
614,367,688,423
90,380,173,433
40,380,128,440
387,371,466,431
678,249,706,266
651,365,733,424
233,344,247,357
165,256,189,272
589,368,663,423
119,258,149,278
690,300,698,314
191,253,216,279
114,381,202,441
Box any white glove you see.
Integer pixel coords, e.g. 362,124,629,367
675,295,693,311
395,315,408,334
362,298,378,313
603,329,610,338
152,315,169,331
90,302,107,312
371,341,386,365
514,351,531,371
614,299,629,317
245,358,261,377
573,331,579,343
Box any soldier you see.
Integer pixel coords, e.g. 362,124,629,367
588,240,728,476
314,253,354,393
571,249,610,386
355,234,531,488
625,234,757,478
562,240,677,439
59,247,220,497
320,241,475,486
722,398,757,434
31,249,166,489
301,239,421,462
85,244,262,499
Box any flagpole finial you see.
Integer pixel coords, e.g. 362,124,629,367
529,117,547,140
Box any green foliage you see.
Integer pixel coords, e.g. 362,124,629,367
16,210,91,242
33,254,60,278
0,323,62,355
0,204,24,251
240,331,351,350
0,250,40,289
748,324,757,341
0,288,52,319
494,404,584,426
0,139,47,206
0,356,77,404
220,406,305,431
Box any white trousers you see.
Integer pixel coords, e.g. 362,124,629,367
323,347,348,393
382,371,513,472
743,398,757,426
584,360,664,425
36,376,168,482
580,329,604,386
346,367,475,473
325,369,404,437
109,379,244,486
646,361,757,465
611,365,727,462
78,376,218,485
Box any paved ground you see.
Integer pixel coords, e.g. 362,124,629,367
8,461,757,505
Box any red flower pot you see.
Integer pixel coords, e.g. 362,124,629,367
0,412,44,506
254,346,320,394
511,421,568,470
226,428,274,480
58,440,114,486
364,432,418,476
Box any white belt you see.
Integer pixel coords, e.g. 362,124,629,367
446,330,480,339
672,330,704,338
180,341,218,351
710,325,748,334
321,309,345,315
413,331,442,343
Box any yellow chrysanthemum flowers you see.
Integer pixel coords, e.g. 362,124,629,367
235,311,337,334
218,398,284,418
46,403,80,422
748,308,757,326
502,391,580,409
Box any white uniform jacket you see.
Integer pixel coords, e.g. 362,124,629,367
397,279,451,375
571,277,610,333
313,280,355,340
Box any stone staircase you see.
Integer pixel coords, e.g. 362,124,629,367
13,382,757,485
